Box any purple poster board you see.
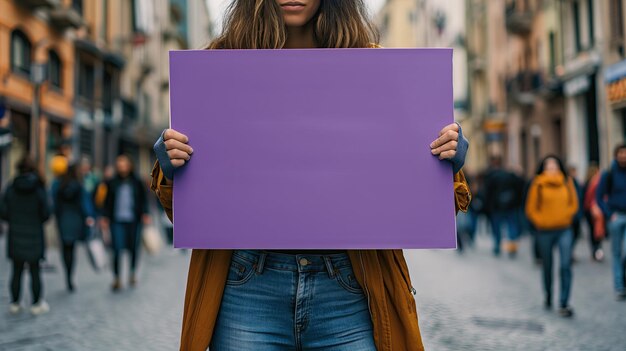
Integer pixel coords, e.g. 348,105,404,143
170,48,456,249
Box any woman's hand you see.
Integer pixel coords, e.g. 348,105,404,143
430,123,460,160
163,129,193,168
430,123,468,173
154,129,193,183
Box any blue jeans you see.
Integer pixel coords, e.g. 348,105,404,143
110,222,141,278
490,209,520,254
536,229,573,307
210,250,376,351
608,214,626,292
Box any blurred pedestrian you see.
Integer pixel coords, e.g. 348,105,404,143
568,166,584,261
52,164,95,292
0,156,51,315
525,156,578,317
583,163,605,261
101,155,149,292
484,156,525,257
596,144,626,301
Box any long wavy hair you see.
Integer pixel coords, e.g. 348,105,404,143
208,0,379,49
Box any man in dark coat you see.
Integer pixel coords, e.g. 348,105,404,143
0,157,50,315
102,155,149,291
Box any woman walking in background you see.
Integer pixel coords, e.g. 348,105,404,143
0,157,51,315
525,156,579,317
53,164,95,292
583,163,605,262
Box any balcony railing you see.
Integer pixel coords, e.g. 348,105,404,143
505,3,534,36
507,70,544,106
49,6,82,30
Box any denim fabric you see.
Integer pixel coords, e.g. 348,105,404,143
110,222,141,277
608,214,626,292
489,209,520,254
210,250,376,351
536,229,573,308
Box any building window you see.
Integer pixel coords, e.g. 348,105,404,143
549,31,556,75
10,30,31,76
587,0,595,48
78,60,95,100
611,0,625,55
103,68,114,114
572,1,582,52
72,0,83,14
48,50,62,89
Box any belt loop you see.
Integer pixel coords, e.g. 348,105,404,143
256,252,267,274
323,256,335,279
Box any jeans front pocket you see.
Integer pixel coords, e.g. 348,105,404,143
225,254,256,286
335,266,364,294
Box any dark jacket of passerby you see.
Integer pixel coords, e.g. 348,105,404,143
54,179,94,244
0,173,50,261
596,161,626,218
483,169,525,214
103,174,148,223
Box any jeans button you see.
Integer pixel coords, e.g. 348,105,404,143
299,258,309,266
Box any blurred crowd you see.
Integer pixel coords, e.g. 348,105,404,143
457,144,626,317
1,153,169,316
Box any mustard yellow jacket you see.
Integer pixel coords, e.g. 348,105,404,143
525,173,578,231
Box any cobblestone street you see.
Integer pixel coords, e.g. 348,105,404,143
1,230,625,351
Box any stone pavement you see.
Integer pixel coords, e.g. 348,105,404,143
1,230,625,351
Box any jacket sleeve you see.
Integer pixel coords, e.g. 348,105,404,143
595,171,611,218
81,188,96,218
38,187,51,223
138,177,149,216
525,180,540,227
103,180,114,219
454,170,471,214
450,123,469,174
0,187,9,220
150,161,173,222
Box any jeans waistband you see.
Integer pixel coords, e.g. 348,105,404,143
232,250,352,277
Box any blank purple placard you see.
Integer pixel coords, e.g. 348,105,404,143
169,48,456,249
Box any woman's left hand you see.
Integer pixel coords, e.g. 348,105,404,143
431,123,461,160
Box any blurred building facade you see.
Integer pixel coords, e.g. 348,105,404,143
0,0,212,187
378,0,626,177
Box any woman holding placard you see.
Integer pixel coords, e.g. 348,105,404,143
151,1,471,350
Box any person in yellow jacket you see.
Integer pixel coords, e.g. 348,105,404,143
525,155,579,318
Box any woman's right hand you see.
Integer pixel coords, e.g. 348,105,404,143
157,129,193,184
163,129,193,167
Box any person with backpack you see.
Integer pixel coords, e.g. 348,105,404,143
483,156,526,257
596,144,626,301
0,157,51,315
525,156,578,317
52,164,95,292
